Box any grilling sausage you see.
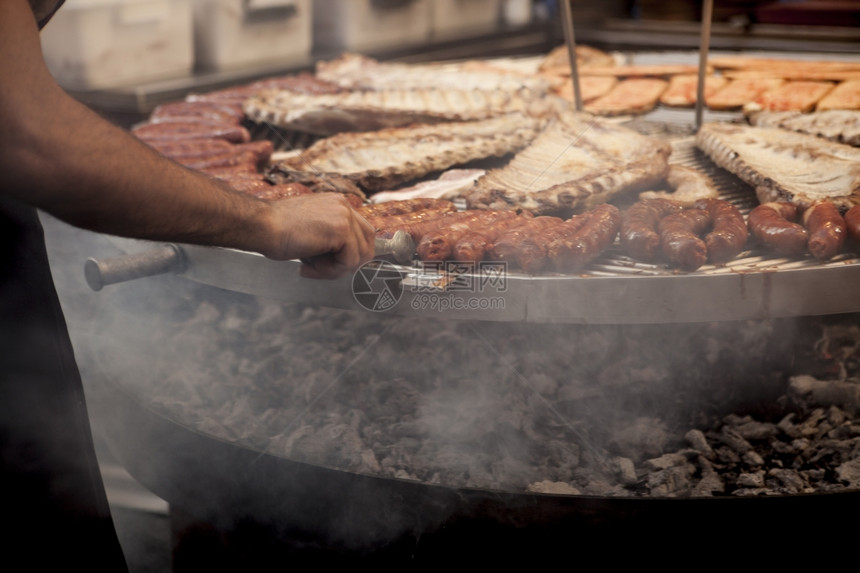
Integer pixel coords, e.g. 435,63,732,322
252,183,314,201
804,201,847,261
516,216,587,273
549,204,622,272
358,198,456,219
417,211,516,261
846,205,860,243
176,150,259,171
149,100,245,124
621,198,684,261
370,205,459,237
489,216,565,270
145,137,233,159
694,198,749,263
747,202,809,256
659,208,711,271
132,120,251,143
451,213,533,263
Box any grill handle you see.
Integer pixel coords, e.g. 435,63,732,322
85,244,184,291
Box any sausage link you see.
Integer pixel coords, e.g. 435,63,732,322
517,215,588,273
659,208,710,271
201,164,261,178
358,198,456,219
371,206,462,240
177,150,259,171
747,202,808,256
451,214,533,263
150,101,244,124
694,198,748,263
489,217,565,270
417,212,514,261
145,138,233,159
252,183,314,201
232,140,275,168
846,205,860,244
132,121,251,143
621,198,684,261
549,204,622,272
804,201,847,261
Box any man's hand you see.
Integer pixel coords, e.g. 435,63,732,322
262,193,376,280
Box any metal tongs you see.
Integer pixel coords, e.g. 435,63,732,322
84,231,415,291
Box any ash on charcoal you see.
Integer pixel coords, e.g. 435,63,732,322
79,272,860,498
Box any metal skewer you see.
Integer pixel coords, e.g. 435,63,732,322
560,0,583,111
695,0,715,130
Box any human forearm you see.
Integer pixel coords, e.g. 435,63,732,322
9,98,272,253
0,0,374,276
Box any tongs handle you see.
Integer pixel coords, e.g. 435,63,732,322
84,244,184,291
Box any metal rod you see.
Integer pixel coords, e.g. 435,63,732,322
560,0,583,111
695,0,715,130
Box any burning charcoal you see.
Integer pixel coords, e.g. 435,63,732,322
734,420,778,442
789,375,860,410
685,429,714,459
646,465,695,497
798,408,829,438
827,406,848,427
643,452,688,472
613,457,638,486
737,471,766,488
715,427,754,455
777,413,803,439
713,446,742,465
526,481,581,495
742,450,765,467
790,438,812,455
835,459,860,488
581,479,628,497
609,417,670,461
691,457,725,497
768,468,807,493
827,422,860,440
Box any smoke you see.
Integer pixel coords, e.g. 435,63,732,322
40,211,854,559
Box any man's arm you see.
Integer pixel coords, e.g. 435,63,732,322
0,0,374,279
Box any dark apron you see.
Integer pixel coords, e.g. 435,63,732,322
0,196,127,570
0,4,126,567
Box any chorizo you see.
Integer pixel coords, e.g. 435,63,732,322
747,202,808,257
516,215,588,273
549,204,622,272
358,198,456,219
149,101,244,124
370,205,460,239
804,201,847,261
694,198,748,263
252,183,314,201
451,214,533,263
659,208,710,271
489,217,565,271
132,120,251,143
846,205,860,244
145,137,233,159
620,198,684,261
176,150,259,171
417,211,514,261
